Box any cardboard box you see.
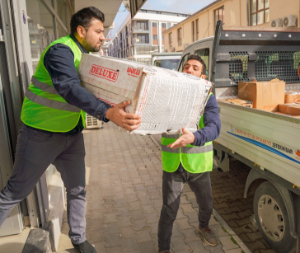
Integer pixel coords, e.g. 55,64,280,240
285,90,300,103
218,98,253,108
238,78,285,112
278,103,300,116
78,54,213,135
274,112,289,116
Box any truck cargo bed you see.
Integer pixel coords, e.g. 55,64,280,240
217,101,300,186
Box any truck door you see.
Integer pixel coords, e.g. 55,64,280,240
178,53,190,72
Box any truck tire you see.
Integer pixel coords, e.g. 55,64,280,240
254,181,296,253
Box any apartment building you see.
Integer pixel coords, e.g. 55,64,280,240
163,0,299,52
108,9,190,65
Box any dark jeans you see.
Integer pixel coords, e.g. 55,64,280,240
158,164,213,251
0,124,87,244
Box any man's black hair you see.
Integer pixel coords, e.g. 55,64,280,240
70,7,105,33
186,55,206,75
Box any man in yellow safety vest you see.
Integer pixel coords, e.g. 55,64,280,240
0,7,141,253
158,55,221,253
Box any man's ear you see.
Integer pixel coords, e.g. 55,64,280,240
200,74,207,79
77,26,86,38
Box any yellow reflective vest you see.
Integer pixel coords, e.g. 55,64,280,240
21,35,86,132
161,93,213,173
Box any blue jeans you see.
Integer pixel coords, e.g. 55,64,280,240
158,164,213,251
0,124,87,244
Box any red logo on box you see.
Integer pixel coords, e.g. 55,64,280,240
89,64,119,82
127,67,140,77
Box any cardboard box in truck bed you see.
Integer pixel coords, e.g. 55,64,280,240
238,78,285,112
78,54,212,135
285,90,300,103
278,103,300,116
218,98,253,108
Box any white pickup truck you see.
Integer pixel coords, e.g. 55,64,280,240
178,21,300,253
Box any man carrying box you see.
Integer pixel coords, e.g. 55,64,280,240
158,55,221,253
0,7,141,253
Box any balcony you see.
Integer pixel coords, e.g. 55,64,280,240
131,26,149,33
129,46,159,56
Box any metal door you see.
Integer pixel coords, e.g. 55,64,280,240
0,72,23,236
0,0,24,236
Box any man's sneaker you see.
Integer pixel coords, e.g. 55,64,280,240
72,240,97,253
199,227,218,246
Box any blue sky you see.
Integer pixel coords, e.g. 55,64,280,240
107,0,215,39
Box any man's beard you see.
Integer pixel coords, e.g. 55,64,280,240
83,38,101,52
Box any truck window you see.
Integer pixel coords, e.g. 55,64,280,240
178,53,190,72
195,48,209,79
154,59,180,70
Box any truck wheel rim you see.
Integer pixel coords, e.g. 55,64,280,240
258,194,285,242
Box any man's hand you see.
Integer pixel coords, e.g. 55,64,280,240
105,100,141,131
167,128,195,149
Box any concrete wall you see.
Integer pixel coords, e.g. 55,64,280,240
163,0,299,52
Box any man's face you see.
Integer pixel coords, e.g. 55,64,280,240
183,59,204,78
81,19,105,52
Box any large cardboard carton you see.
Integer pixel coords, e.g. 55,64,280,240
78,54,212,135
238,79,285,112
285,90,300,103
218,98,253,108
278,103,300,116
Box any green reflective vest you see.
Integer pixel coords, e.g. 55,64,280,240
161,93,213,173
21,35,86,132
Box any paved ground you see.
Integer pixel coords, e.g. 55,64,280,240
56,122,248,253
210,161,275,253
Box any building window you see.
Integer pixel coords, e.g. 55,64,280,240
162,23,166,28
153,35,158,40
196,19,199,41
152,22,157,27
192,21,195,42
250,0,269,26
177,28,182,46
214,6,225,27
26,1,55,72
136,34,149,43
169,33,172,47
136,21,148,30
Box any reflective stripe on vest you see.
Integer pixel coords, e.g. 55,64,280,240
161,93,214,174
161,144,213,154
31,76,59,95
21,35,86,132
25,89,80,113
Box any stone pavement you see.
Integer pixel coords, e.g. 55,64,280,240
56,122,250,253
210,161,275,253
